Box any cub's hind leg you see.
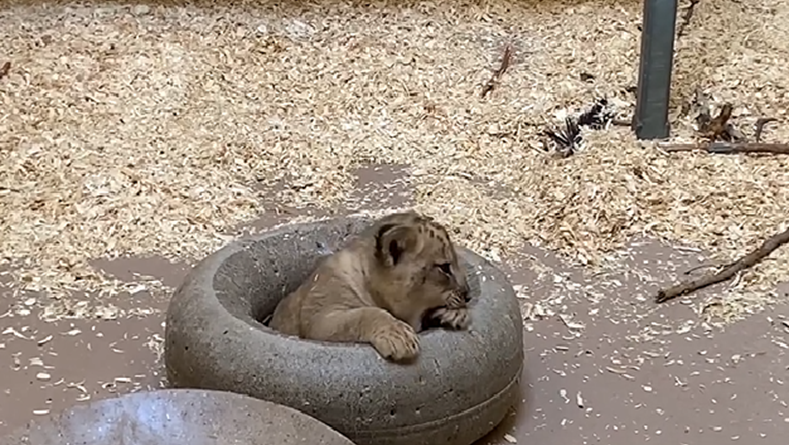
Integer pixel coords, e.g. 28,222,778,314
306,307,420,362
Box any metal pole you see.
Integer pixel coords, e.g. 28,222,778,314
632,0,679,140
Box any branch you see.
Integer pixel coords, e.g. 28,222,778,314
699,102,745,142
656,225,789,303
481,43,513,98
660,142,789,155
754,117,777,143
0,61,10,80
677,0,701,37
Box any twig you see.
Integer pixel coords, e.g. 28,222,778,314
656,225,789,303
700,102,740,142
677,0,701,37
0,61,10,80
480,43,513,98
754,117,777,143
704,102,732,140
660,142,789,155
690,89,744,142
683,263,720,275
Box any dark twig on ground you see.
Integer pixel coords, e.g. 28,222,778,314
691,88,746,142
702,102,733,140
686,88,782,149
754,117,777,142
660,142,789,155
656,225,789,303
481,43,513,98
683,263,721,275
677,0,701,37
0,61,10,80
699,102,746,142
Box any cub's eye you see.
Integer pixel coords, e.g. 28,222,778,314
436,263,452,275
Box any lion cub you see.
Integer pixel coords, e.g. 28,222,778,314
269,211,471,362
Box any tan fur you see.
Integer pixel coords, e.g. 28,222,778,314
269,211,471,362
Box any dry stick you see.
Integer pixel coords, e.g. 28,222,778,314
754,117,777,143
701,102,734,141
661,142,789,154
480,43,513,99
656,225,789,303
683,263,720,275
0,61,10,80
677,0,701,37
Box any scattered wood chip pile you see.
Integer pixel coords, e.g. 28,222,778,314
1,0,788,322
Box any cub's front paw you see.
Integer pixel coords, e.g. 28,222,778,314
429,307,471,330
371,320,420,362
444,291,466,309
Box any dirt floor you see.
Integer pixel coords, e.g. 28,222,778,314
3,163,789,444
2,0,789,443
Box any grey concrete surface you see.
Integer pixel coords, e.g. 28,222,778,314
0,388,355,445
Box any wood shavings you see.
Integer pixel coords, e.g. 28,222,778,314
0,0,786,326
2,327,30,340
559,314,586,331
521,302,551,321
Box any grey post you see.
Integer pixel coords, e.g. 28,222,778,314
632,0,679,140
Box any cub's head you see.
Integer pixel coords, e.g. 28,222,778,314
372,212,470,310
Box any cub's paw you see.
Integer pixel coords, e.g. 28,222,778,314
429,307,471,330
371,321,420,362
445,293,465,309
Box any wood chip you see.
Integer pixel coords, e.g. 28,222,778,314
37,335,53,346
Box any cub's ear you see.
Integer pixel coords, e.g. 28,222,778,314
375,223,419,267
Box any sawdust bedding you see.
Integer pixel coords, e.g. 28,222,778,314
1,0,788,323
